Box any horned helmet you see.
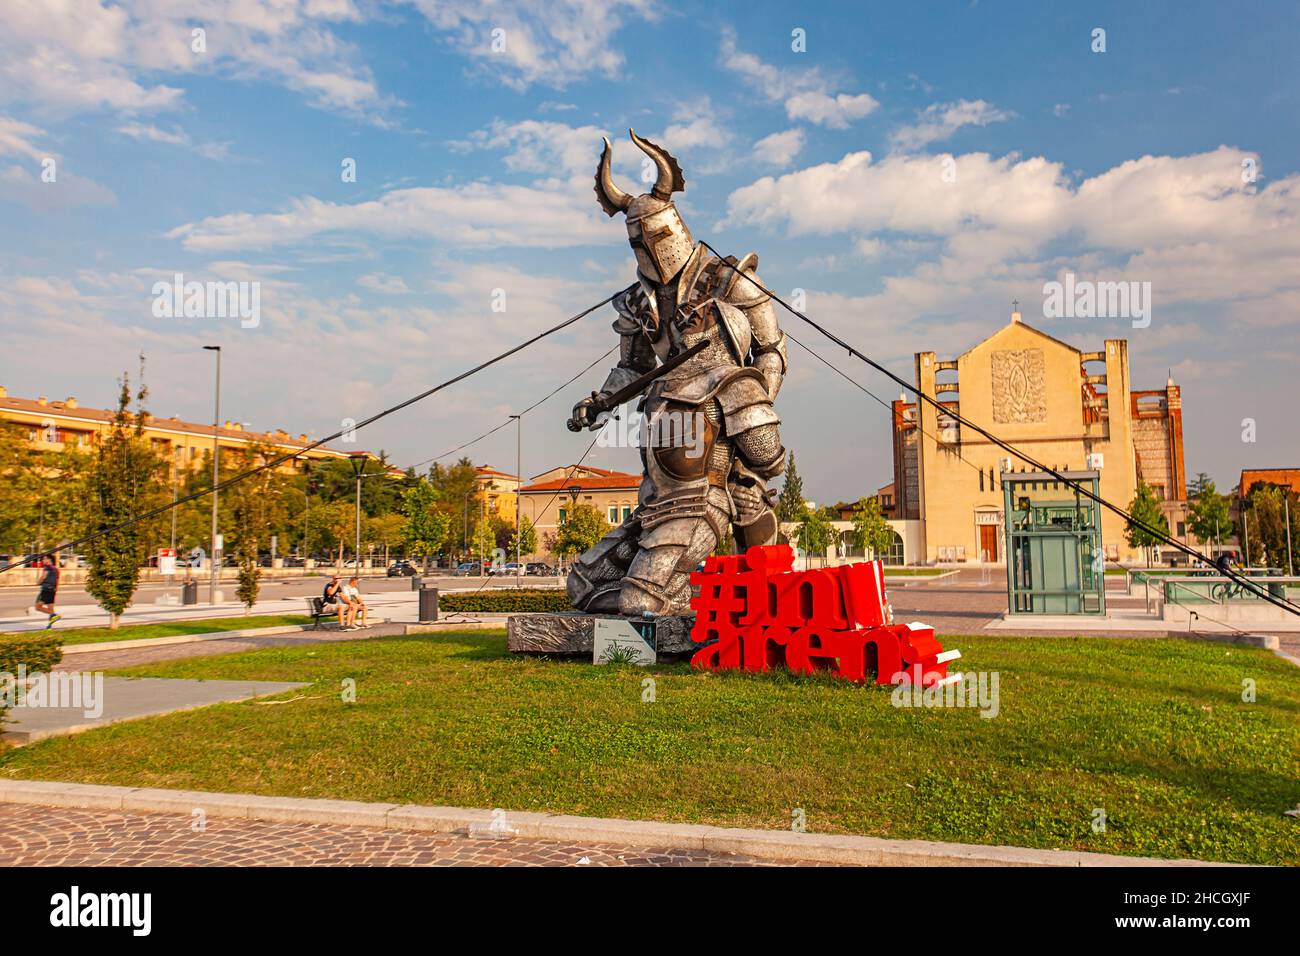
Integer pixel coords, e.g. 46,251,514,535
594,129,693,284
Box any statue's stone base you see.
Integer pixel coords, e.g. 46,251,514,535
507,612,700,659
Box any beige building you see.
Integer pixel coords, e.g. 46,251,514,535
891,309,1187,565
474,466,520,525
0,385,361,475
517,465,640,558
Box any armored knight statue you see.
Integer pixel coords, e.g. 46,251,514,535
565,130,788,616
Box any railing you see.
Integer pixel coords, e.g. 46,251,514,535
1126,566,1282,598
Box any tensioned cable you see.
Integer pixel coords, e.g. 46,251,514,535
457,426,607,597
0,292,618,575
409,343,619,472
787,330,992,482
700,239,1300,617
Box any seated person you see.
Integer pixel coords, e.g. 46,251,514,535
321,575,348,627
342,576,369,629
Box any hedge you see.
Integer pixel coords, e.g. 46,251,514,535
1,633,64,723
439,589,571,614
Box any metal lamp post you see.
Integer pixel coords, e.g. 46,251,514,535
349,453,367,574
462,491,472,563
511,414,522,588
202,345,221,604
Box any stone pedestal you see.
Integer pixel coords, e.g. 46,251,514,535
507,612,700,659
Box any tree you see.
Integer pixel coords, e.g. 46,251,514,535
400,479,449,564
227,446,279,611
84,366,167,628
428,457,479,559
797,507,836,565
313,500,355,565
1125,480,1169,567
850,495,894,559
776,451,805,524
510,516,538,559
471,515,503,566
1187,479,1231,549
555,504,611,559
0,422,91,557
1188,472,1212,498
365,513,407,565
1239,482,1298,572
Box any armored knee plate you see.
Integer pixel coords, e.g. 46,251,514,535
566,521,639,613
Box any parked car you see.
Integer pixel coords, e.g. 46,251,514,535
451,562,482,576
387,560,419,577
490,562,524,576
526,562,556,576
281,556,306,568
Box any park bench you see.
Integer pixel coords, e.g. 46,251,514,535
307,597,339,630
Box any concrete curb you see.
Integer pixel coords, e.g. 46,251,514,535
404,619,509,634
59,620,388,655
0,779,1240,867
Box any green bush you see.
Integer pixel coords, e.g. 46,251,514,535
440,589,570,614
1,634,64,723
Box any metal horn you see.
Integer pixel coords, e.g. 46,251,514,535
629,129,685,200
593,137,633,217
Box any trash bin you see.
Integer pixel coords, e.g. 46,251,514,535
410,575,423,591
418,586,439,623
182,580,198,605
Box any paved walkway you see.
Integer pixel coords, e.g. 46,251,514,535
2,678,308,744
0,804,817,867
51,626,403,672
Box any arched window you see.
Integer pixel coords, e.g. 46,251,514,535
884,530,905,566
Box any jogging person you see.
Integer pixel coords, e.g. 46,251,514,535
34,555,61,628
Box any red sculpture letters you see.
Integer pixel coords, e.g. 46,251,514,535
689,544,950,686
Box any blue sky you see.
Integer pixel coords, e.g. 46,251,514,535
2,0,1297,501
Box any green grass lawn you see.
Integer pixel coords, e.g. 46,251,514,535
882,568,949,577
2,614,315,646
1,630,1296,864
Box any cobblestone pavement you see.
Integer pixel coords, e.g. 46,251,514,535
0,804,827,867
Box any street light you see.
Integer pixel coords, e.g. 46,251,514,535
202,345,221,604
349,452,368,573
463,490,473,563
510,414,522,588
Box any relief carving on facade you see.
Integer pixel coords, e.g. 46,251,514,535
991,348,1047,424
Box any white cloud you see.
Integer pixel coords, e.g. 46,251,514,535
890,99,1014,151
753,128,805,167
168,180,610,253
406,0,657,91
0,0,392,122
720,28,879,129
726,145,1300,330
0,116,115,209
0,115,54,161
116,122,230,160
358,272,411,294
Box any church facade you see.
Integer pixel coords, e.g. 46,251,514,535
890,309,1186,565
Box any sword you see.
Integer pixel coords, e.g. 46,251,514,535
567,339,709,431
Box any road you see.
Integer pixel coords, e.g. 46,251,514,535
0,572,563,617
